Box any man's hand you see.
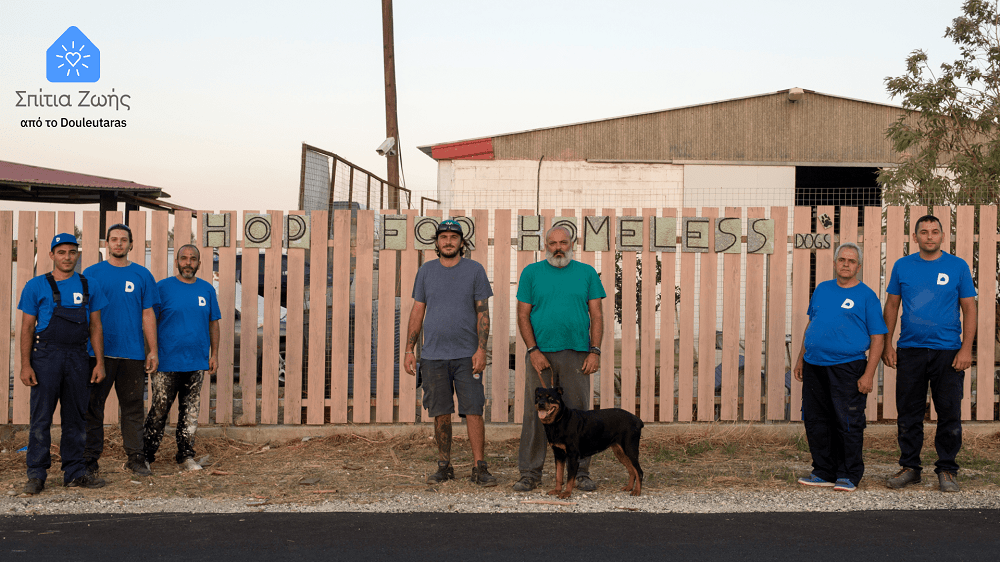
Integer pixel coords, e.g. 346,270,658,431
472,348,487,374
208,355,218,375
404,353,416,376
145,352,158,375
793,357,804,382
529,349,552,384
91,363,105,384
882,342,897,368
952,348,973,372
20,365,37,387
581,352,599,375
857,373,874,394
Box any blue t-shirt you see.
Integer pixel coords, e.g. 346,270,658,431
516,259,606,353
412,258,493,360
84,261,159,360
155,277,221,372
17,272,108,333
804,280,887,366
887,252,977,350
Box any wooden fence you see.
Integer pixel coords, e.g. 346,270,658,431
1,206,997,425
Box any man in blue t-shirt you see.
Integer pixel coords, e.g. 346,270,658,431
794,243,886,492
403,219,497,487
83,223,159,477
513,225,606,494
143,244,220,472
17,234,109,494
883,214,977,493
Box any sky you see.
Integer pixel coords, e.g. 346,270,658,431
0,0,968,214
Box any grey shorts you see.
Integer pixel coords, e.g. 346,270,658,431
420,357,485,418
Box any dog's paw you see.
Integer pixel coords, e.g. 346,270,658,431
546,488,562,496
557,491,572,499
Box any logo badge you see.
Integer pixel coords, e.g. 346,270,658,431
198,296,206,307
841,298,855,309
125,281,135,293
73,292,83,304
937,273,949,286
47,26,100,83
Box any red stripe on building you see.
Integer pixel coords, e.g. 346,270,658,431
430,138,494,160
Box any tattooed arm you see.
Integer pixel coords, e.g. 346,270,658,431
472,298,490,374
404,301,426,376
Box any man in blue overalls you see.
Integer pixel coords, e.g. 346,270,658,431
18,233,109,495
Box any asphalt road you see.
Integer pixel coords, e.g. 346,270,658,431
2,510,999,561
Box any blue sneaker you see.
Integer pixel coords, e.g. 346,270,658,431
833,478,856,492
798,474,835,487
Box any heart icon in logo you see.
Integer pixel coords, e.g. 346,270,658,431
65,52,81,67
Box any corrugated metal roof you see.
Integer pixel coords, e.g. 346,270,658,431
0,160,164,192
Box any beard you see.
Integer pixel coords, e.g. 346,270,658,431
110,248,129,259
179,265,198,279
546,248,573,268
439,245,461,258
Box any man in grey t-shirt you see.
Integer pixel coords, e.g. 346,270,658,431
404,220,497,486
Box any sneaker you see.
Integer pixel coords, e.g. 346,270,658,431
798,474,836,487
887,467,921,489
180,458,203,472
471,461,498,487
23,478,44,495
512,476,539,492
65,474,106,489
127,455,152,476
938,472,960,493
426,461,454,484
575,475,598,491
833,478,856,492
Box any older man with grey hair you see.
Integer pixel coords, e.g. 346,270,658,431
512,225,606,493
793,242,886,492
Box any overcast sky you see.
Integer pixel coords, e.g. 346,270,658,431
0,0,966,214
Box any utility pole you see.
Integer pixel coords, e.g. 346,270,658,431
382,0,401,210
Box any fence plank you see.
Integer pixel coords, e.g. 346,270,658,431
306,211,328,425
790,207,812,422
13,211,36,424
0,212,11,424
841,207,857,245
720,207,741,421
260,210,283,425
127,211,146,265
375,214,398,423
238,211,260,425
423,209,444,422
658,209,677,422
150,212,169,281
862,207,881,421
491,209,512,422
621,207,638,414
697,207,719,421
816,205,835,285
766,207,788,420
580,209,596,409
935,205,953,426
398,210,419,423
976,206,997,420
329,210,352,423
215,212,236,424
639,209,656,421
955,206,976,419
471,209,490,420
284,211,306,425
744,208,764,422
678,208,696,422
352,210,374,423
883,206,905,420
192,212,213,424
36,212,55,282
82,211,101,270
600,210,617,411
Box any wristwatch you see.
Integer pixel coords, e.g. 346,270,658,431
589,346,601,356
527,346,539,354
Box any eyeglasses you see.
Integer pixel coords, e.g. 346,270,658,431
436,220,463,234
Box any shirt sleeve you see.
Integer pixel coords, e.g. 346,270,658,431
153,281,165,318
806,289,817,321
473,263,493,300
17,279,41,316
957,259,977,299
515,265,534,304
141,268,159,309
88,279,109,313
412,265,426,303
587,265,607,300
209,285,222,321
886,261,901,296
865,288,888,335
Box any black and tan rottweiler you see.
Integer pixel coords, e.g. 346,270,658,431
535,386,644,498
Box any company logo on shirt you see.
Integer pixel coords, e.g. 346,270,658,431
125,281,134,293
937,273,949,285
841,299,854,309
73,292,83,304
198,296,206,307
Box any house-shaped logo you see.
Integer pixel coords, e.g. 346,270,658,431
47,26,100,83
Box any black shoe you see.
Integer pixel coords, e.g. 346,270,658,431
127,455,152,476
512,476,539,492
471,461,498,487
65,473,106,489
426,461,454,484
85,463,99,477
939,472,960,493
23,478,44,495
575,475,598,491
887,467,921,489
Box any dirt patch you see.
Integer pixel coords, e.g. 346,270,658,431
2,425,1000,503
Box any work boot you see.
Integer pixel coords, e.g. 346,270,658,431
65,474,106,489
127,454,152,476
887,467,921,489
938,472,960,493
23,478,44,495
512,476,539,492
575,475,598,491
470,461,498,487
426,461,454,484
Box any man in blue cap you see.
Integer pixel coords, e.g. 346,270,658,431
83,223,159,477
18,233,109,494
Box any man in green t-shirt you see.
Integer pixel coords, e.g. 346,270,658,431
512,225,606,492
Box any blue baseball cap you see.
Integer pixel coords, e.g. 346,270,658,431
51,233,79,251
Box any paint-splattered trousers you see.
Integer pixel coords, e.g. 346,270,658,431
896,348,964,475
143,370,204,464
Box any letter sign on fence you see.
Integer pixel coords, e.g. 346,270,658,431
551,217,579,244
715,217,741,254
518,215,542,251
582,215,610,252
747,219,774,254
203,213,230,248
243,213,272,248
284,215,310,249
682,217,710,253
381,215,407,250
650,217,676,252
454,216,476,251
617,216,643,252
414,216,439,251
794,233,832,250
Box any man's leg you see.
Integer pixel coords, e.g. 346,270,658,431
83,357,119,471
58,347,92,483
828,359,868,486
928,349,963,475
174,370,204,464
895,348,930,471
516,352,548,484
549,350,592,477
143,371,180,464
434,415,452,462
26,347,61,483
801,361,837,483
466,415,485,462
452,357,487,463
420,359,455,483
116,359,148,459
